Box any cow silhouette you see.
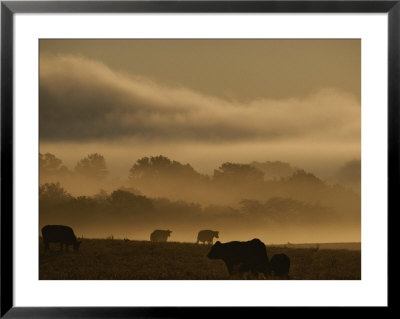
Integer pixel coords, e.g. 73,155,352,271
270,253,290,278
207,238,270,278
41,225,82,252
197,230,219,244
150,229,172,242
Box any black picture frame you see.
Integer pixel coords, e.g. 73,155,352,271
1,0,396,317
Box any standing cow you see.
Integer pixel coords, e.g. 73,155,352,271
197,230,219,244
270,253,290,278
41,225,82,252
207,238,270,277
150,229,172,242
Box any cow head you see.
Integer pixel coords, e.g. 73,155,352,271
214,231,219,238
207,241,222,259
167,230,172,236
73,240,82,252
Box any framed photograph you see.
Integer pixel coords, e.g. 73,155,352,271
1,0,395,316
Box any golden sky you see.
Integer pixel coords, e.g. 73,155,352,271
39,39,360,177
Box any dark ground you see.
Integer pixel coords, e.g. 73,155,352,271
39,239,361,280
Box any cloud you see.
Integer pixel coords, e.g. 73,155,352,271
40,54,360,144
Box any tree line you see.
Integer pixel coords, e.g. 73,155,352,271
40,181,336,229
39,153,360,225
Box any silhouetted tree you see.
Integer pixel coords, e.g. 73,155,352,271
39,153,70,176
75,153,108,180
214,162,264,184
93,189,108,202
286,169,323,185
39,182,72,202
108,189,153,211
251,160,295,180
129,155,204,182
118,186,142,196
73,195,97,211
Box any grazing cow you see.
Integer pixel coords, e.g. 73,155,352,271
197,230,219,244
41,225,81,252
207,239,270,277
270,253,290,278
150,229,172,242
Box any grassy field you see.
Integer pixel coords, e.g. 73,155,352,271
39,239,361,280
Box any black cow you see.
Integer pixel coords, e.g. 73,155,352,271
207,239,270,277
41,225,81,252
150,229,172,242
197,230,219,244
270,253,290,278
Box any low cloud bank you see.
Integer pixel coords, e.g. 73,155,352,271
40,55,360,144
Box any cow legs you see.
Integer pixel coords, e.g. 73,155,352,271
225,262,234,276
44,241,49,252
251,271,259,279
60,242,63,251
239,271,249,279
262,268,271,279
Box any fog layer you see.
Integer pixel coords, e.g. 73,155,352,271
39,41,361,244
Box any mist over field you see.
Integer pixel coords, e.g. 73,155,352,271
39,153,361,243
39,39,361,245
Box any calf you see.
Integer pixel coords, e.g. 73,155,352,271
270,253,290,278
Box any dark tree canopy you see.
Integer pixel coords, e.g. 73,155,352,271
129,155,203,182
213,162,264,183
39,153,69,176
39,182,72,202
251,160,295,180
286,169,323,185
109,189,154,211
75,153,109,180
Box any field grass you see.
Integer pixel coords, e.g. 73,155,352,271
39,239,361,280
